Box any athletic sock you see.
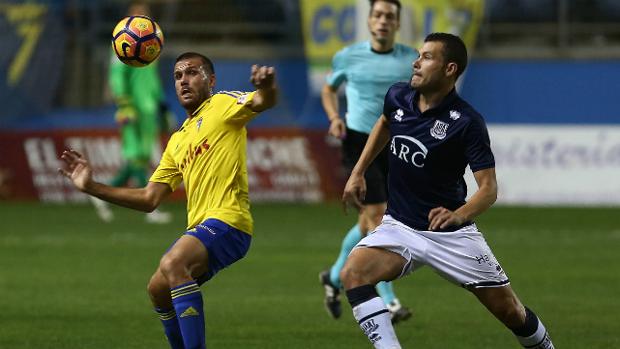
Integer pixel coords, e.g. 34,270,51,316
376,281,396,305
330,224,362,288
346,285,401,349
512,306,555,349
155,307,184,349
171,281,206,349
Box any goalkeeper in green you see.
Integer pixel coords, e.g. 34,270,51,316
91,1,173,224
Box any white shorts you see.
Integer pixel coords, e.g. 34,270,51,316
355,215,510,289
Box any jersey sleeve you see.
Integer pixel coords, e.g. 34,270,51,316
325,49,347,88
463,115,495,172
214,91,259,126
149,137,183,191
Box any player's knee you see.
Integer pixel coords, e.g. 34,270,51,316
147,274,166,297
146,272,173,308
159,253,187,280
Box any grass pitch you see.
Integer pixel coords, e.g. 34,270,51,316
0,202,618,348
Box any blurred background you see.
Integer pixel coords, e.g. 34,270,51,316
0,0,619,205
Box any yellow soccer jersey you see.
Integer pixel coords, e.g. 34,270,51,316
150,91,258,234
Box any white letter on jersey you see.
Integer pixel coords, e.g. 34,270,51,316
391,135,429,168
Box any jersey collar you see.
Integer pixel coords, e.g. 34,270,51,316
411,88,459,117
366,41,395,55
191,96,212,117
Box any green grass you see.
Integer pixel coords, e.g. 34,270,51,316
0,202,618,348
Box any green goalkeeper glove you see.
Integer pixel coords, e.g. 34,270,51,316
115,98,137,125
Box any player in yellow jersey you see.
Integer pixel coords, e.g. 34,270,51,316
58,52,277,349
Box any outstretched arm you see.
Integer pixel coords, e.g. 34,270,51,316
248,65,277,112
58,150,172,212
342,115,390,212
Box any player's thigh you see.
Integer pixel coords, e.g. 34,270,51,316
185,218,252,285
343,247,406,286
160,234,209,278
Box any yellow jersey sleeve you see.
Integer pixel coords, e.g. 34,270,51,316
149,133,183,191
213,91,259,126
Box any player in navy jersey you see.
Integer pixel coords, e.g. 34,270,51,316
340,33,556,349
319,0,417,324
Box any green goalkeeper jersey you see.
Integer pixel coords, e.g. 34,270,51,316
108,54,164,161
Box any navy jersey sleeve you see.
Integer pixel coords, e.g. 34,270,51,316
463,115,495,172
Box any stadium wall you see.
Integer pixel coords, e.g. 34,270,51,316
0,59,618,205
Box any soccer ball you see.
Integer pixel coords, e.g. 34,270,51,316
111,15,164,67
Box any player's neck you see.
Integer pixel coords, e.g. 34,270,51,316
417,84,454,113
370,38,394,53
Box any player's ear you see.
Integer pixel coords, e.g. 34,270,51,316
209,74,216,90
445,62,458,78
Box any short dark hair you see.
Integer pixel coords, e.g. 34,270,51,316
175,52,215,75
369,0,401,18
424,32,468,79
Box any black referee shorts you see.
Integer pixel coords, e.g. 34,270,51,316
341,128,389,205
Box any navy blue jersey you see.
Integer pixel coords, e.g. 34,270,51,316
383,82,495,231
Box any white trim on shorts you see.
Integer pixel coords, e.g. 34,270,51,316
354,215,510,289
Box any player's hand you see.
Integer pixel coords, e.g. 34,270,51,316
58,150,94,192
428,207,465,231
328,118,346,139
250,65,276,89
342,172,366,214
115,104,137,125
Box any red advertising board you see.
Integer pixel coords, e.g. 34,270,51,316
0,128,346,202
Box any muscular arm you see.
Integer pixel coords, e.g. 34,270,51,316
454,167,497,221
428,167,497,230
351,114,390,175
58,150,172,212
84,181,172,213
321,84,346,138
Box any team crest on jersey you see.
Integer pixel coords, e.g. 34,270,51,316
430,120,449,140
236,93,248,105
394,109,404,122
449,110,461,120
